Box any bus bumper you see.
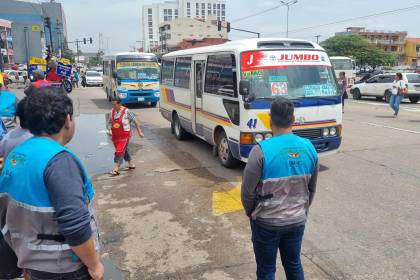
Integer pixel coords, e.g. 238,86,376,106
120,96,160,104
238,136,342,160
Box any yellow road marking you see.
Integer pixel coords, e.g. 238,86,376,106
212,180,243,216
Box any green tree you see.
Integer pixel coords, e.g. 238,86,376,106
88,51,104,67
61,48,75,63
321,35,397,67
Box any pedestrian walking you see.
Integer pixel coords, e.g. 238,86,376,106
241,97,319,280
108,98,144,176
81,71,87,88
74,71,80,88
0,89,104,280
338,72,348,113
390,73,407,117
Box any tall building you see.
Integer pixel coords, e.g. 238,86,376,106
142,0,226,52
0,0,68,64
159,17,228,53
336,27,407,61
41,0,68,56
0,19,14,65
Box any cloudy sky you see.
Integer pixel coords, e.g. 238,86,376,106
43,0,420,53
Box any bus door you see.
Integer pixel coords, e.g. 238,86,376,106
194,61,205,136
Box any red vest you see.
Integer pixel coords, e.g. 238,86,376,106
111,107,131,156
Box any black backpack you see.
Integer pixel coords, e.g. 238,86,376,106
0,233,22,279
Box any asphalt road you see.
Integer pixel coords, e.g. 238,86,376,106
10,85,420,279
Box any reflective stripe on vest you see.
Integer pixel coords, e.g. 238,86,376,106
0,137,97,273
0,90,16,118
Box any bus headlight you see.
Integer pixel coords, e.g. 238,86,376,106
265,133,273,139
254,133,264,143
329,127,337,136
118,91,127,98
323,128,330,137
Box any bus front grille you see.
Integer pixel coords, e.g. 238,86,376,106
293,129,322,140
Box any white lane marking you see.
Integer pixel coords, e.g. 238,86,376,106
363,122,420,134
350,101,420,112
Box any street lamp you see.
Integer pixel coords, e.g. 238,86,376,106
280,0,298,38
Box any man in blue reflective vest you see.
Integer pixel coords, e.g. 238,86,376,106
0,89,104,280
0,78,17,130
241,97,319,280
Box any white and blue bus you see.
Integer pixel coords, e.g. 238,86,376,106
159,38,342,167
102,52,160,106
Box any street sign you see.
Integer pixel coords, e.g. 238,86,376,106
32,25,42,32
29,57,46,65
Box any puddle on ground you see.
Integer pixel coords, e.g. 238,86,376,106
67,114,114,176
102,254,126,280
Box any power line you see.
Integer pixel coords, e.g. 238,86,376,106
264,4,420,36
231,3,286,23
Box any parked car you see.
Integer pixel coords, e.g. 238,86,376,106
85,71,103,87
351,73,420,103
4,70,28,83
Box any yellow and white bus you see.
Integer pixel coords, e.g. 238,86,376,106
159,38,342,167
102,52,160,106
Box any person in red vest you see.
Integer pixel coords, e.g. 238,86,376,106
24,70,51,96
108,98,144,176
46,61,62,83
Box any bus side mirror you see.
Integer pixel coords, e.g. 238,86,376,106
239,80,250,96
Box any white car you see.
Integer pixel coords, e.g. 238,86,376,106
351,73,420,103
4,70,28,83
85,71,103,87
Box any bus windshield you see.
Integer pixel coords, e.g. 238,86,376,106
116,61,160,80
241,50,339,100
330,59,353,70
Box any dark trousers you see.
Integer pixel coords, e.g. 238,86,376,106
27,266,90,280
251,220,305,280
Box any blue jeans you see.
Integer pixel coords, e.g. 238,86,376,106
390,94,403,115
251,220,305,280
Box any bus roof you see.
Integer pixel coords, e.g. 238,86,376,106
163,38,325,58
103,52,157,60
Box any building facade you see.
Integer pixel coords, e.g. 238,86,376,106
0,19,14,65
142,0,226,52
159,17,227,52
41,0,68,56
336,27,407,61
0,0,67,64
404,38,420,67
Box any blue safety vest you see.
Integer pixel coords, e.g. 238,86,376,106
252,134,318,227
0,137,97,273
0,90,17,118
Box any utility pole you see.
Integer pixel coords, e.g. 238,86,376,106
0,32,4,72
280,0,298,38
67,38,93,64
315,35,322,44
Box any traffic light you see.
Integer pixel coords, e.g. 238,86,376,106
89,37,93,44
227,22,231,33
45,45,51,61
83,38,87,44
44,17,51,29
217,21,222,31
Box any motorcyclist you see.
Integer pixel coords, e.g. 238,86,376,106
24,70,51,96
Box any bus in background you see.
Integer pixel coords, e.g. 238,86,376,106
330,56,357,87
102,52,160,106
160,38,342,167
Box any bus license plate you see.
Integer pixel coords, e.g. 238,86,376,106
138,97,145,101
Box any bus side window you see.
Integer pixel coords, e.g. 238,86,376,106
205,53,237,97
161,58,175,85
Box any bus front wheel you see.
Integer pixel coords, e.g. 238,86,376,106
217,131,238,168
173,113,189,140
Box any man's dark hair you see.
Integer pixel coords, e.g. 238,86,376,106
396,73,403,80
16,98,29,129
25,88,73,135
111,97,122,104
270,97,294,129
